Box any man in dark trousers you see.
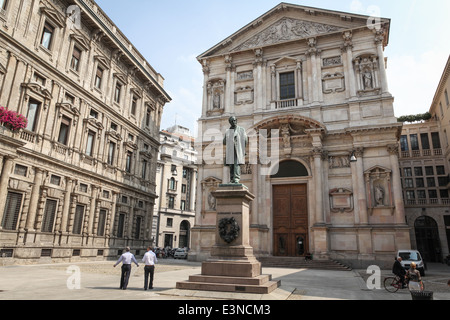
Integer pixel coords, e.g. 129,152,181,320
392,256,407,288
114,247,139,290
142,246,158,290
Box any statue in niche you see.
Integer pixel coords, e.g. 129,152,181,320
375,185,385,206
207,192,216,210
363,71,373,89
281,124,291,149
213,91,221,109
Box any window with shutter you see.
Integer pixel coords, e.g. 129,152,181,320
97,209,107,236
73,205,85,235
71,46,82,71
58,116,71,145
41,199,57,233
41,23,54,50
1,192,23,231
117,213,125,238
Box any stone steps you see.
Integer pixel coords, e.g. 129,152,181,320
176,274,281,294
258,257,352,271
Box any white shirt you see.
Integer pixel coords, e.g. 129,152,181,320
114,252,138,266
142,250,158,266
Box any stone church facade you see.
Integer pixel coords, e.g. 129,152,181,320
190,3,411,268
0,0,170,263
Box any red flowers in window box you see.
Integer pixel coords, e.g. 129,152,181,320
0,106,28,132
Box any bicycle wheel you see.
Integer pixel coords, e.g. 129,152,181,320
384,277,400,293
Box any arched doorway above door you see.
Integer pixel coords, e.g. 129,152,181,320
271,160,309,178
415,216,442,263
179,220,191,249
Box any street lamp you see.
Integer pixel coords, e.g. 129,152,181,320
350,151,357,163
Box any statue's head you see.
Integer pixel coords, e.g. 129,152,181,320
229,116,237,128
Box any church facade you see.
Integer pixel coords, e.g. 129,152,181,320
190,3,411,268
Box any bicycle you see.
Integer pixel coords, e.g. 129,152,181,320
384,275,425,293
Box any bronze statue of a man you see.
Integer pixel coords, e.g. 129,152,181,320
223,116,248,184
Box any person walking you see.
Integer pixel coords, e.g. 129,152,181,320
142,246,158,290
392,257,407,288
113,247,139,290
406,262,424,291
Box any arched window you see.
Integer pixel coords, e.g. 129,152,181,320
169,177,176,190
271,160,308,178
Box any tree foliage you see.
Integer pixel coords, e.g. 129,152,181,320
397,112,432,123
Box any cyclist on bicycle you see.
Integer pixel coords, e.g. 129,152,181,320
406,262,424,291
392,257,407,289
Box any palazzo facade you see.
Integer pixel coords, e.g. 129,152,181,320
190,3,411,268
0,0,170,263
153,125,197,250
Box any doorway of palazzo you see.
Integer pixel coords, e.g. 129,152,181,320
273,184,309,257
415,216,442,263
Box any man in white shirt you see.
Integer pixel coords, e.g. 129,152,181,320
113,247,139,290
142,246,158,290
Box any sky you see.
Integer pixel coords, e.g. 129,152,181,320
96,0,450,135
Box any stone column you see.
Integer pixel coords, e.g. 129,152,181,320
106,192,118,243
312,148,324,225
354,148,368,225
0,53,17,106
311,53,320,105
343,31,357,98
87,185,98,235
350,159,360,225
253,49,263,112
270,65,277,107
225,55,232,113
0,155,15,228
24,167,46,232
59,177,73,234
375,29,389,95
306,38,320,105
189,169,197,212
250,164,259,226
388,144,406,224
202,60,210,117
296,60,303,102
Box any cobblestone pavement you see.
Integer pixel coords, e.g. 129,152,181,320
0,259,448,300
47,258,201,277
357,263,450,293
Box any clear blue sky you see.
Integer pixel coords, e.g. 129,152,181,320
96,0,450,134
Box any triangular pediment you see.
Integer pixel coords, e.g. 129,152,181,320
199,2,390,59
232,17,345,52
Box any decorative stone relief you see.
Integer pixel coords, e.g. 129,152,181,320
201,176,222,213
323,56,342,67
322,72,345,94
232,18,344,52
234,86,254,105
329,188,354,213
236,71,253,81
329,155,351,169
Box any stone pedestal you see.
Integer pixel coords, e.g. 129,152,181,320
177,184,280,294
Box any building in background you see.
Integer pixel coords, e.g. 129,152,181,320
153,125,197,250
0,0,170,263
400,55,450,263
399,121,449,263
